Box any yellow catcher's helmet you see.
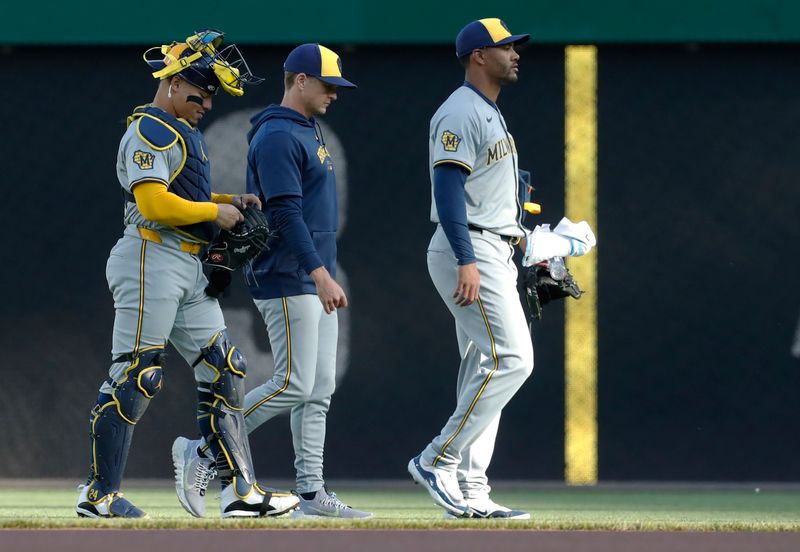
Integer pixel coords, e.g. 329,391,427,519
143,29,262,96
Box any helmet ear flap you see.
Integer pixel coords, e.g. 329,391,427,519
212,62,243,96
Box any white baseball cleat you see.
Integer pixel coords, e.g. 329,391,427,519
444,496,531,520
407,455,470,517
172,436,216,518
292,485,373,519
220,482,299,518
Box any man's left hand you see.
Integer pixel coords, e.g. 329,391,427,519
233,194,262,210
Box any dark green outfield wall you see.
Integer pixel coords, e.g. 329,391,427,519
5,0,800,44
2,43,799,482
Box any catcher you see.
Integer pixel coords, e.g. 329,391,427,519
77,29,298,519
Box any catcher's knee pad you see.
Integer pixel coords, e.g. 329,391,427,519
194,331,255,487
88,348,165,495
193,331,246,408
112,348,165,423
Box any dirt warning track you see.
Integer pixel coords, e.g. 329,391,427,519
3,529,800,552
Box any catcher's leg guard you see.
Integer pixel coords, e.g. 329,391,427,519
88,348,165,495
194,331,257,493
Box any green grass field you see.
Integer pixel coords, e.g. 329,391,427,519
1,484,798,531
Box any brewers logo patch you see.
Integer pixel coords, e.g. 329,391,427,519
317,145,334,170
317,145,330,164
133,150,155,170
441,130,461,152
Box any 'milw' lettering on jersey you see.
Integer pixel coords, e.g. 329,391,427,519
486,136,516,165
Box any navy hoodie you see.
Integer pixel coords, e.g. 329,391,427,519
246,104,338,299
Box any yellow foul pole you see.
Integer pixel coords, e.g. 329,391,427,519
564,45,598,485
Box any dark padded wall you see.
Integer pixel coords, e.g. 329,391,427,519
1,44,797,482
597,45,800,480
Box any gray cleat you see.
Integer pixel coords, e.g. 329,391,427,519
172,436,216,518
292,485,373,519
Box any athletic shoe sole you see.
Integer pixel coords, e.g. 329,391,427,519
407,456,469,517
444,509,531,520
291,509,374,519
222,495,299,518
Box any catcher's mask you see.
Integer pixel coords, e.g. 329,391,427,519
143,29,263,96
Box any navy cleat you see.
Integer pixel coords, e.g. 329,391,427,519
76,481,149,519
407,455,470,517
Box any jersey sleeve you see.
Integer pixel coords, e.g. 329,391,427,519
433,164,476,265
250,131,305,201
119,131,177,193
266,196,324,275
430,108,479,175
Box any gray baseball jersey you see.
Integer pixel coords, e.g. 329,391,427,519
429,85,525,238
418,83,534,502
116,123,202,242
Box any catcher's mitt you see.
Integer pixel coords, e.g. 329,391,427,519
523,260,583,321
204,205,275,272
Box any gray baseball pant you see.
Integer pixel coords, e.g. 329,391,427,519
103,230,226,390
242,294,338,494
421,226,534,494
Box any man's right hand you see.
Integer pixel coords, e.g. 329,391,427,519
215,203,245,230
310,266,348,314
453,262,480,307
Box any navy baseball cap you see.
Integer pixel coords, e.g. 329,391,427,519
455,18,530,58
283,43,357,88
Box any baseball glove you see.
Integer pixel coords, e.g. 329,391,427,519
204,206,275,272
523,261,583,321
